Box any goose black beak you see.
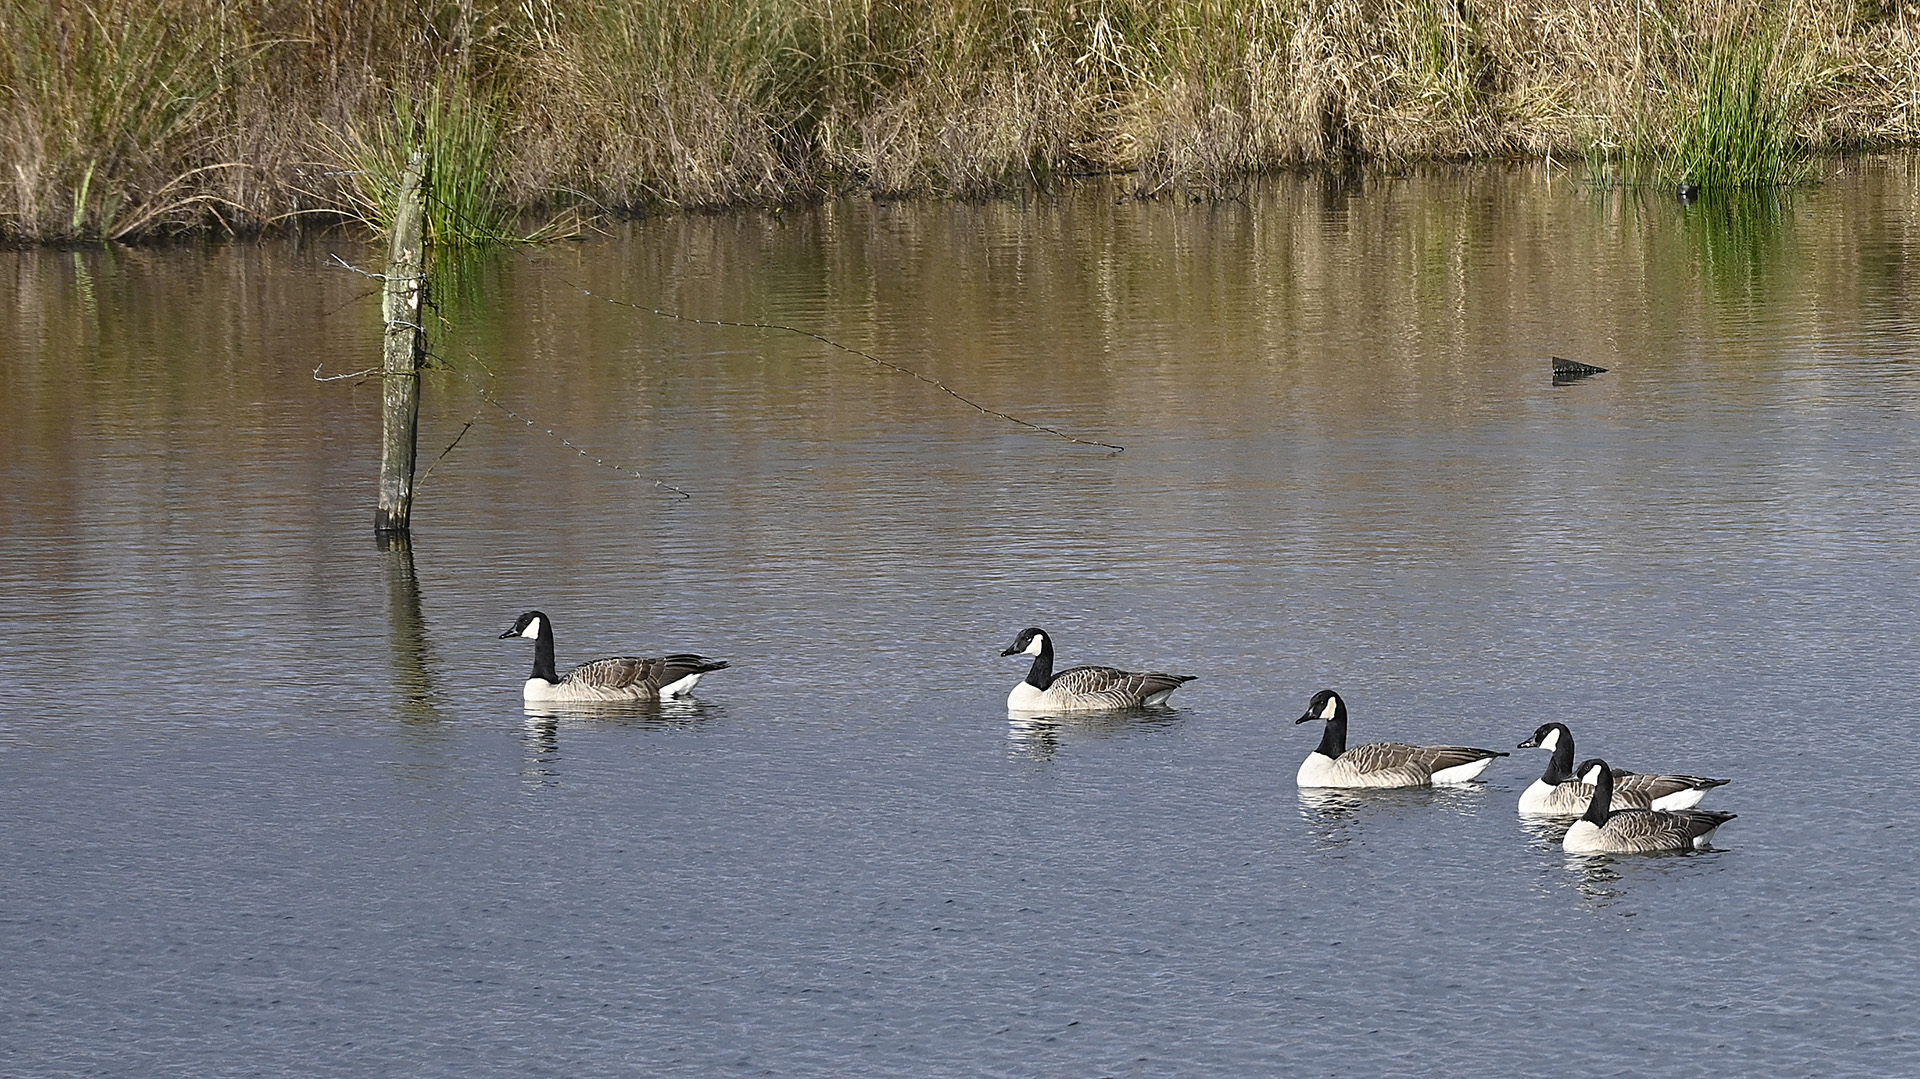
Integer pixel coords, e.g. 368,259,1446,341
999,645,1021,657
499,629,518,640
1517,736,1541,749
1294,712,1318,724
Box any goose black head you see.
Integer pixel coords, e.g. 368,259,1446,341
1573,757,1617,826
1518,722,1569,751
1295,689,1346,725
1000,627,1049,658
501,610,548,640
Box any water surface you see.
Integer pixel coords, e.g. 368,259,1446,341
5,161,1920,1077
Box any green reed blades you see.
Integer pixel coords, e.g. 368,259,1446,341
333,83,536,245
1661,29,1805,190
1601,13,1813,193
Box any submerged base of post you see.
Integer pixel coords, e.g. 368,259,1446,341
375,514,412,549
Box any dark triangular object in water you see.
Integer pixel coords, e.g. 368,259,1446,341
1551,356,1608,384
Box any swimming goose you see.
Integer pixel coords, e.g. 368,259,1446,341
1562,759,1736,854
500,610,728,702
1516,722,1729,815
1000,627,1195,712
1293,689,1508,788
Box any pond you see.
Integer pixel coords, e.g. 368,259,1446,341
5,160,1919,1077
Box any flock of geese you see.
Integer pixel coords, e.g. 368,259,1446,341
502,614,1736,856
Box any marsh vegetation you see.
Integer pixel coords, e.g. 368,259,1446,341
2,0,1910,242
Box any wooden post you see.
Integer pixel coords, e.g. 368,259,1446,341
376,150,429,537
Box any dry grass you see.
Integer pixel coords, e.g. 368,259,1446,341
2,0,1916,242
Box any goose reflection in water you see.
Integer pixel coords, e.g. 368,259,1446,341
516,699,722,789
1516,814,1573,852
520,696,719,728
1561,852,1631,908
1557,846,1733,911
1296,785,1489,850
520,715,562,789
1005,709,1183,762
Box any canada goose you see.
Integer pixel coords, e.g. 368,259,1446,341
500,610,728,702
1293,689,1508,788
1562,759,1736,854
999,627,1195,712
1516,722,1729,815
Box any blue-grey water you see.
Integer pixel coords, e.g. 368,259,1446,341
5,161,1920,1077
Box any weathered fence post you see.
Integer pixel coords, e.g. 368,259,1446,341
376,150,429,540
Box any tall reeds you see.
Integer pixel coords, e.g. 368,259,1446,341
1589,6,1817,191
0,0,1910,243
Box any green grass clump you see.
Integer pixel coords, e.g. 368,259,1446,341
330,83,540,245
1619,25,1810,191
1665,33,1804,189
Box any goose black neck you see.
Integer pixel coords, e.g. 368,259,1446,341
529,620,559,684
1024,637,1055,691
1580,765,1614,827
1541,727,1577,784
1315,711,1347,759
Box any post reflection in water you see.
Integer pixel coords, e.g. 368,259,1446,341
380,536,440,725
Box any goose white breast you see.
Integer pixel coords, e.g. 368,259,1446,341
1293,689,1508,788
1516,722,1729,816
1000,626,1195,712
501,610,729,702
1561,759,1737,854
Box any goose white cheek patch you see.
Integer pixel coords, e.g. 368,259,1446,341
521,618,543,639
1319,697,1339,720
1024,635,1046,656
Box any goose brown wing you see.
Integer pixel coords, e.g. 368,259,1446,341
563,654,728,692
1415,744,1507,772
1052,665,1195,707
561,656,654,690
1349,742,1501,770
1598,808,1738,852
1543,780,1656,813
1613,771,1730,801
1337,742,1502,782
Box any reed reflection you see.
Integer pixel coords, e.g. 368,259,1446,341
1679,187,1792,301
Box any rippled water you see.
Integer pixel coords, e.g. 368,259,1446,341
6,162,1920,1076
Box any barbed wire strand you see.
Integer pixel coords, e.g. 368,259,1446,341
560,278,1124,455
435,352,691,499
318,255,692,499
408,180,1121,453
